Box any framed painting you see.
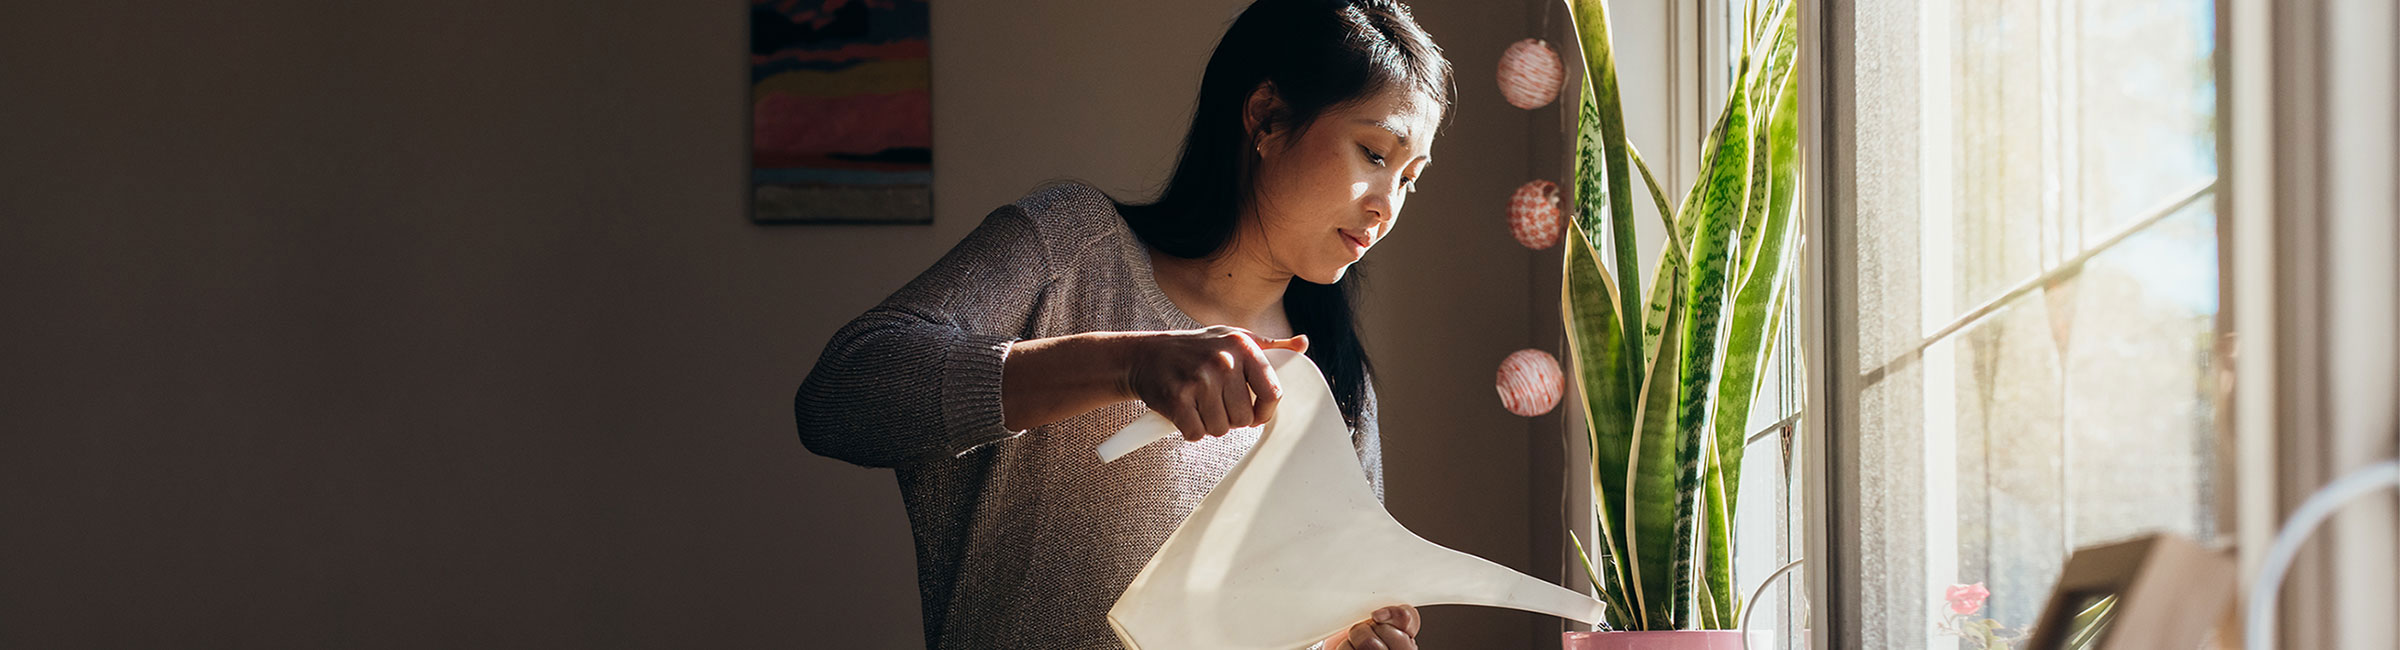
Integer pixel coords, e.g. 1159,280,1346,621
749,0,933,225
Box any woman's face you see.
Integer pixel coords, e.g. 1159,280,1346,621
1244,85,1440,285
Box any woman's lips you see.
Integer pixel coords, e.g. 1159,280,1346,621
1340,230,1371,255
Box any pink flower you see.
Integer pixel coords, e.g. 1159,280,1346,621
1946,583,1991,616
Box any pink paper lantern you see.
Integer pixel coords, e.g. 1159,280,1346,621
1497,38,1564,110
1509,179,1564,250
1496,348,1564,417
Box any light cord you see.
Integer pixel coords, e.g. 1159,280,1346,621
1738,558,1804,650
2244,460,2400,650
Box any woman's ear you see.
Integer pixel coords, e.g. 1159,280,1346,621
1243,82,1287,152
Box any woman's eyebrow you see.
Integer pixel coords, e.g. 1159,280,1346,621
1352,118,1432,164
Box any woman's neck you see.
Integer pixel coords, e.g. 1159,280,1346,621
1147,244,1294,338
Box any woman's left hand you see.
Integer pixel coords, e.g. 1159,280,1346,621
1321,604,1420,650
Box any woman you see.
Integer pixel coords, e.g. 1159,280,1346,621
795,1,1450,647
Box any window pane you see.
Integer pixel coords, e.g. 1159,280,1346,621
2076,1,2217,239
1947,297,2065,638
1944,0,2218,318
1944,199,2220,640
1734,431,1791,642
1840,0,2221,646
2059,200,2219,546
1950,0,2046,312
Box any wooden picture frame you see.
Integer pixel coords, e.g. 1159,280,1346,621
2024,533,2237,650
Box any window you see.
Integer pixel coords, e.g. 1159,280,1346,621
1819,0,2223,646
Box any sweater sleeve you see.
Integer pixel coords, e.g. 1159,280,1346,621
795,203,1055,469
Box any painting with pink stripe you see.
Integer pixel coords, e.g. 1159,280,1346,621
750,0,934,225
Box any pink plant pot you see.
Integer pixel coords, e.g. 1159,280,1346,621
1560,630,1763,650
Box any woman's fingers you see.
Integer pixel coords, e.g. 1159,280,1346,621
1233,342,1281,425
1192,377,1230,439
1167,400,1207,442
1218,352,1256,429
1137,327,1317,443
1238,332,1303,423
1338,606,1423,650
1345,621,1390,650
1381,604,1421,637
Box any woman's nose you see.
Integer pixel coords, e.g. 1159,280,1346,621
1365,181,1402,222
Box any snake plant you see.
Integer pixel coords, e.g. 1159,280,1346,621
1560,0,1803,631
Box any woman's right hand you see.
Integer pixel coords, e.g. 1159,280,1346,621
1121,326,1309,442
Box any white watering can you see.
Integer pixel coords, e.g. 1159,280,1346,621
1098,349,1607,649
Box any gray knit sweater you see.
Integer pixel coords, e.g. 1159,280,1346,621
795,180,1384,649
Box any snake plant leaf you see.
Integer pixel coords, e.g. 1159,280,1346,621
1745,0,1800,114
1621,138,1713,629
1562,224,1640,627
1666,71,1752,631
1567,531,1618,627
1573,188,1698,629
1625,267,1687,629
1700,444,1734,628
1702,42,1804,627
1568,0,1647,419
1710,61,1803,529
1736,128,1773,286
1625,141,1690,391
1573,87,1609,247
1701,256,1794,630
1670,89,1745,254
1742,0,1758,51
1738,2,1801,277
1586,208,1698,630
1756,9,1802,283
1625,143,1686,265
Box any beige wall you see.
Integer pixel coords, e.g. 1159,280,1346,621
0,0,1572,647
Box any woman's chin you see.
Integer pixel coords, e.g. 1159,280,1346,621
1304,262,1354,285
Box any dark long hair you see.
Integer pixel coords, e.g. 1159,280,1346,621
1109,0,1454,429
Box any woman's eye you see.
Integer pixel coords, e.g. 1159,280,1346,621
1364,145,1418,193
